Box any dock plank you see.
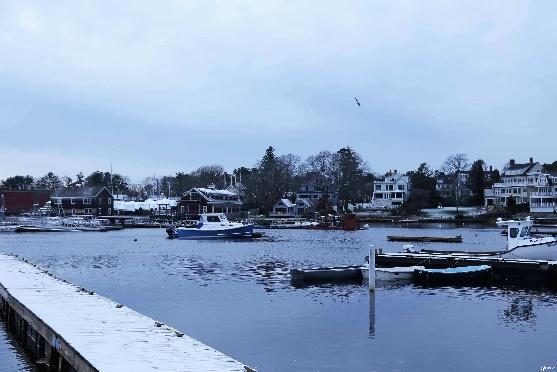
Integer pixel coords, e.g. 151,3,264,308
0,254,251,372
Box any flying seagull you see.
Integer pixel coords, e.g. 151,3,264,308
354,97,361,107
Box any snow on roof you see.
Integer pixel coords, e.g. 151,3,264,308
53,186,108,198
197,188,237,196
279,199,294,208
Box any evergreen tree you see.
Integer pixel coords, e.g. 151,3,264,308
35,172,62,192
1,175,35,190
468,159,486,205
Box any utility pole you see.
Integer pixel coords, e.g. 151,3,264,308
110,162,114,196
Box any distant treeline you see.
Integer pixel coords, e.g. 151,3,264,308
2,147,557,215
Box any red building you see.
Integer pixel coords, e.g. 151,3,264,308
0,190,51,215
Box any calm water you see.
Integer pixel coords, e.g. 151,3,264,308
1,224,557,371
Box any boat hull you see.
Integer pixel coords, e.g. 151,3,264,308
500,241,557,261
175,224,254,239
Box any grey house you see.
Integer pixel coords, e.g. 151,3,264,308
51,186,114,216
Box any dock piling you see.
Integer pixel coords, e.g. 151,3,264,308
369,245,375,291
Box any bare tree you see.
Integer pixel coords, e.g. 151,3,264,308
441,154,470,212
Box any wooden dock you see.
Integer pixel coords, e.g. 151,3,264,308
386,235,462,243
0,254,254,372
376,252,557,286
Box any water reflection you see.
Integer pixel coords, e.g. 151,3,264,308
0,321,32,371
40,254,120,270
499,296,535,330
369,290,376,338
158,255,293,292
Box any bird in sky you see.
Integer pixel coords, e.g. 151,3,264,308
354,97,361,107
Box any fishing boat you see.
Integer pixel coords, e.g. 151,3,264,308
496,217,557,260
168,213,254,239
414,265,492,284
387,235,462,243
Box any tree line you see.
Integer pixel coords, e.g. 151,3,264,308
2,148,555,215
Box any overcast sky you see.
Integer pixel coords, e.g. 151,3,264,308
1,1,556,182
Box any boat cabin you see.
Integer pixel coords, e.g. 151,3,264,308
497,217,534,250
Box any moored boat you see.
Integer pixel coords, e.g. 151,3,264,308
497,217,557,260
169,213,254,239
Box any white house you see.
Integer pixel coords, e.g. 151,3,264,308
484,158,557,213
371,171,411,209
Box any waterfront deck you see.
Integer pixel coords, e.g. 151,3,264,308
0,254,253,371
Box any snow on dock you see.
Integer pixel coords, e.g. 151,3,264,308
0,254,253,372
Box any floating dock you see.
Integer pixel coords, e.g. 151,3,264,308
386,235,462,243
0,254,254,372
377,252,557,286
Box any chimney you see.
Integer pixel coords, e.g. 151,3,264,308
530,157,533,164
510,159,515,166
490,165,493,172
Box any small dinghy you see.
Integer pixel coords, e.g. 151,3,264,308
414,265,491,285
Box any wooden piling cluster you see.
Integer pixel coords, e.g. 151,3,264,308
0,254,254,372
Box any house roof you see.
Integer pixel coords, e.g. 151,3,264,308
53,186,108,198
197,187,237,196
279,199,294,208
296,198,313,207
502,162,540,176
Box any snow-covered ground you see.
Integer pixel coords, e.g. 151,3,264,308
421,206,485,218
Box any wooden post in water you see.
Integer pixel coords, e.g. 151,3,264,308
369,244,375,291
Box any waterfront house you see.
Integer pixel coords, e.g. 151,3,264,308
371,171,411,209
484,158,556,213
51,186,114,216
0,190,51,215
297,172,339,206
271,197,315,217
177,185,242,218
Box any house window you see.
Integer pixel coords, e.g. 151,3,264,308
70,198,75,205
398,185,404,191
203,206,207,213
98,198,103,204
83,198,91,205
387,185,394,191
71,209,76,215
85,208,92,214
108,208,111,214
375,185,381,191
55,198,62,205
108,198,112,204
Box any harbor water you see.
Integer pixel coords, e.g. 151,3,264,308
1,225,557,371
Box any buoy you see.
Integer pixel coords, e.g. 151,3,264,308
133,238,138,242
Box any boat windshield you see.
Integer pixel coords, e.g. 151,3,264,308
520,226,530,237
510,228,519,238
206,215,222,222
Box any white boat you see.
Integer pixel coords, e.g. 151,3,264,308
496,217,557,260
170,213,254,239
361,266,425,281
0,223,19,232
269,219,319,229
